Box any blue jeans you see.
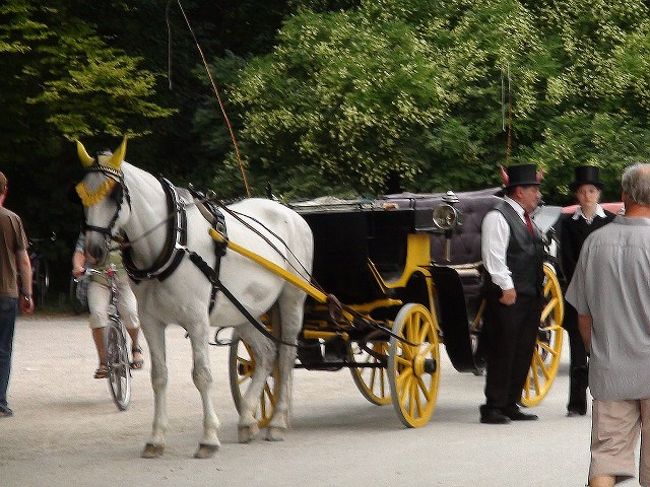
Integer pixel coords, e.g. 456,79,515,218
0,297,17,408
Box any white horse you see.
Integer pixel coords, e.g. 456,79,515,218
75,137,313,458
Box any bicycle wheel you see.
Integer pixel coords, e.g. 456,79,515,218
69,277,87,314
34,259,49,307
106,318,131,410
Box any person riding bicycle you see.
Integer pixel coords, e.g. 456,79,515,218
72,232,144,379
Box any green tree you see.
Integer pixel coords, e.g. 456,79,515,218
220,0,650,200
0,0,174,293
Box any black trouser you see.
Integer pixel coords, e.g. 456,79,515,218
482,292,542,411
562,301,588,413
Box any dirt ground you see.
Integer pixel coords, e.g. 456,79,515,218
0,314,624,487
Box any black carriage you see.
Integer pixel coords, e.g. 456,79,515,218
226,190,564,428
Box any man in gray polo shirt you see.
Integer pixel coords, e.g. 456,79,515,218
566,163,650,487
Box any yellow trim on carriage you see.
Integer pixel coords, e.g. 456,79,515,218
346,298,403,314
302,330,350,341
367,233,431,290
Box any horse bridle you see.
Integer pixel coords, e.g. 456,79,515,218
82,165,131,239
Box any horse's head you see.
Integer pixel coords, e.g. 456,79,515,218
75,137,131,264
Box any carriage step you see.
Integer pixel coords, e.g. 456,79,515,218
295,362,347,371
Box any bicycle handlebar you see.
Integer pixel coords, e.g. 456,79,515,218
74,264,119,282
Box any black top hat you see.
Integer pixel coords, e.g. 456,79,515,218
569,165,603,191
504,164,540,189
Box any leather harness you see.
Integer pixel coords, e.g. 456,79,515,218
122,177,227,313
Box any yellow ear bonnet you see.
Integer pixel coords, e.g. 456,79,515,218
76,140,95,167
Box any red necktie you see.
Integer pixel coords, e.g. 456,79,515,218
524,212,534,236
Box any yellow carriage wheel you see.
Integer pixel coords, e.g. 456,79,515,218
348,341,392,406
520,263,565,407
388,303,440,428
228,335,279,428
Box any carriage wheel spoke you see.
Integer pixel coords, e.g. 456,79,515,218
538,341,557,356
396,356,410,367
408,381,417,417
544,280,553,296
533,351,551,380
541,298,557,322
400,375,413,402
530,363,542,393
397,368,413,387
411,314,422,341
369,367,377,391
413,381,423,417
415,375,431,401
418,323,429,344
539,324,562,332
523,375,531,399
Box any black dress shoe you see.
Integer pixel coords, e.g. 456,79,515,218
567,408,586,417
480,408,511,424
502,407,538,421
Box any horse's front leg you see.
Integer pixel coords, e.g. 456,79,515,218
187,323,221,458
141,322,168,458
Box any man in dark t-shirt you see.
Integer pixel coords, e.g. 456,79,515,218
0,171,33,417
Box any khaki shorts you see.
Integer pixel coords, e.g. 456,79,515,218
590,398,650,486
87,275,140,330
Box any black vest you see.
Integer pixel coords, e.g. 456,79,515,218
494,201,545,297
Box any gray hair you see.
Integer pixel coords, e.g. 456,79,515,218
622,163,650,205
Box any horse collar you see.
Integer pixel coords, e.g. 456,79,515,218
123,177,188,282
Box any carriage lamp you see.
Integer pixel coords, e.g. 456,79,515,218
433,191,462,262
432,203,459,230
432,191,460,227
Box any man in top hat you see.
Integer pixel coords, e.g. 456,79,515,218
479,164,544,424
560,165,615,416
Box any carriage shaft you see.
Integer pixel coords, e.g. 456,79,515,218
208,228,355,321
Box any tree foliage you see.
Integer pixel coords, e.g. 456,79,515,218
4,0,650,297
224,0,650,201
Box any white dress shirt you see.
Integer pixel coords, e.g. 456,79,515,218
481,196,531,291
572,204,606,224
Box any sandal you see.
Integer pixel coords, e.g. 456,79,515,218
131,346,144,370
94,364,109,379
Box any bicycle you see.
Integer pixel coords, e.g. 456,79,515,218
78,265,132,411
69,275,89,314
28,232,56,308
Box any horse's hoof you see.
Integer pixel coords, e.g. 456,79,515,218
194,443,220,459
141,442,165,458
266,426,286,442
238,423,259,443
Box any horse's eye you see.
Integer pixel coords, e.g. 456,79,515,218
110,184,123,204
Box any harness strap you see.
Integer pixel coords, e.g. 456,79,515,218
123,177,187,282
186,250,298,348
187,187,227,314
